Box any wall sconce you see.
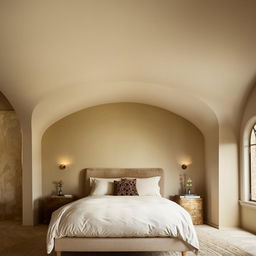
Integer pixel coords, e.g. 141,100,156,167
59,164,67,170
57,158,72,170
181,164,187,170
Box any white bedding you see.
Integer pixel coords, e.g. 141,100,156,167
47,196,199,254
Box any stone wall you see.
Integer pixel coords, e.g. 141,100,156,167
0,111,22,220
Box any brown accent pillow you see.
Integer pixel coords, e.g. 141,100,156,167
114,179,139,196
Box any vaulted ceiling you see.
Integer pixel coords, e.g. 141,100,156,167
2,0,255,226
1,0,256,131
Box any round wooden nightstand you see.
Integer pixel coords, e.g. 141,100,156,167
172,196,203,225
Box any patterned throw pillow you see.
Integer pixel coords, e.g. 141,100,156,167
114,179,139,196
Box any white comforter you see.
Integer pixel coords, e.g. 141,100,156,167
47,196,199,254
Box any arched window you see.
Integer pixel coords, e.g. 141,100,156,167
249,124,256,201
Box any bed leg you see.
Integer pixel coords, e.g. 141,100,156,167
56,251,61,256
181,252,187,256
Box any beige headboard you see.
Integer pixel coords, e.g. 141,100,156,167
85,168,164,196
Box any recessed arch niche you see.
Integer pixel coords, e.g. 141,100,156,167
41,102,205,200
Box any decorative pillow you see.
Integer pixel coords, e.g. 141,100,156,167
114,179,139,196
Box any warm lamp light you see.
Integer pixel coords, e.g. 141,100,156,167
178,156,192,168
57,157,72,170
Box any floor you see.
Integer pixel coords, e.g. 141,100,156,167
197,225,256,256
0,221,255,256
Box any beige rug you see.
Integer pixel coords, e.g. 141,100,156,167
0,221,253,256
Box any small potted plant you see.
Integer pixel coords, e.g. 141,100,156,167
185,178,192,195
57,180,64,196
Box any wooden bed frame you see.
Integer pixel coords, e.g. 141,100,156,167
54,168,192,256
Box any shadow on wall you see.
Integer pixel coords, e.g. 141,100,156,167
78,169,87,197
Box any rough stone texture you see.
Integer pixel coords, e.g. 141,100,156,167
0,111,22,220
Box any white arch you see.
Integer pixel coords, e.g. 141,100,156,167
22,81,220,225
32,81,218,137
240,84,256,202
241,117,256,201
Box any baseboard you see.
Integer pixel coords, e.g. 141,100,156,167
205,221,219,229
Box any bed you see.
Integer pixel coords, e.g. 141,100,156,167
47,168,199,256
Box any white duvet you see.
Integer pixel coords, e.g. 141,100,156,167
47,196,199,254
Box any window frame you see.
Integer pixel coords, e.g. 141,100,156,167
249,124,256,202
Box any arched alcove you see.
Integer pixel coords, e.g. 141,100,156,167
0,91,22,220
41,102,206,199
22,81,220,226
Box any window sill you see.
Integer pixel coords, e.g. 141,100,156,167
239,200,256,210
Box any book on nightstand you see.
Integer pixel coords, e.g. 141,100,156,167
51,194,73,198
179,194,200,198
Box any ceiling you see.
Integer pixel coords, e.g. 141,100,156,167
1,0,256,131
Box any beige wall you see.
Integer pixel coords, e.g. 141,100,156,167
0,111,22,220
241,206,256,234
219,126,239,228
42,103,205,199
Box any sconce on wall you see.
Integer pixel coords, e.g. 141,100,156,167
59,164,67,170
181,164,187,170
57,158,72,170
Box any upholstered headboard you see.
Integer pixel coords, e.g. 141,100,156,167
85,168,164,196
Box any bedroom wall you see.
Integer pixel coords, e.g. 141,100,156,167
0,92,22,220
42,103,205,199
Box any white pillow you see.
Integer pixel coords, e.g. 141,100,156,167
126,176,161,196
89,176,161,196
90,178,121,196
89,177,120,186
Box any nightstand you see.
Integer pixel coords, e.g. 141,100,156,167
172,196,203,225
41,196,77,224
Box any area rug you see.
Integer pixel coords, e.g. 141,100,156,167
60,229,253,256
0,221,253,256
